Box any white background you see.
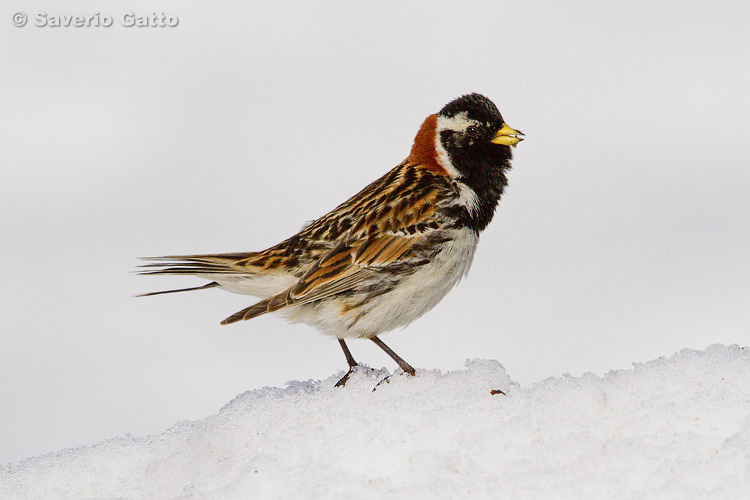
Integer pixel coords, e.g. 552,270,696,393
1,0,748,464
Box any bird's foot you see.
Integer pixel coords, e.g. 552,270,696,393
334,364,378,388
334,368,355,388
372,368,416,391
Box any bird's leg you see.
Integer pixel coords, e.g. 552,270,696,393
370,336,416,376
339,339,358,369
334,339,359,387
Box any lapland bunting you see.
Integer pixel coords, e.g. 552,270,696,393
139,93,523,386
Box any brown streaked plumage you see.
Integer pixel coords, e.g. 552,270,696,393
139,93,523,386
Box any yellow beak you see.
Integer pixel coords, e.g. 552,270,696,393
491,123,524,148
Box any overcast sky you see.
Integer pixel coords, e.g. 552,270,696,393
1,0,748,464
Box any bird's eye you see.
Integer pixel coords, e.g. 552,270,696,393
466,125,479,137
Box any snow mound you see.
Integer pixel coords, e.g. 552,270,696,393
2,345,749,499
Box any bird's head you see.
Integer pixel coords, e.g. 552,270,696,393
408,93,523,179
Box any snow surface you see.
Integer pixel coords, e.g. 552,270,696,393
2,344,749,500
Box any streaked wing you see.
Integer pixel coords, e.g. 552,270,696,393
221,175,453,325
290,234,412,304
220,233,427,324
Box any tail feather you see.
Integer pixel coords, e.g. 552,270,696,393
220,290,293,325
138,253,299,322
134,282,220,298
137,253,258,276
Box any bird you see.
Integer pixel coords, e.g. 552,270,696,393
138,93,523,387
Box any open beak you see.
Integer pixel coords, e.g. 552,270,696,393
491,123,524,148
